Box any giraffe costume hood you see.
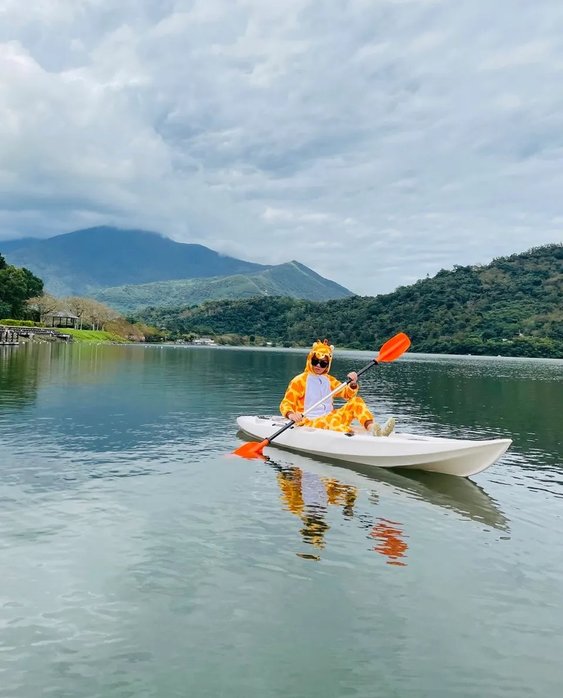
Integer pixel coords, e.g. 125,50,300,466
304,339,334,374
280,339,375,432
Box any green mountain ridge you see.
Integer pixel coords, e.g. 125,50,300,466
0,226,352,302
93,261,352,311
0,226,268,296
135,244,563,359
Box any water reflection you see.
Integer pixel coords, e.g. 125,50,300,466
0,345,40,409
264,445,510,561
272,463,357,555
259,441,510,531
364,355,562,467
365,465,510,532
369,519,409,567
268,459,410,564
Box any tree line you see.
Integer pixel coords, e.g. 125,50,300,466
134,244,563,358
3,243,561,357
0,253,159,340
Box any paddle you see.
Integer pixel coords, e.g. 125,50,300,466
232,332,411,459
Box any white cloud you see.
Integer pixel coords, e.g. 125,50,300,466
262,207,335,224
0,0,562,295
480,41,553,71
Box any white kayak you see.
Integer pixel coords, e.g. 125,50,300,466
236,415,512,478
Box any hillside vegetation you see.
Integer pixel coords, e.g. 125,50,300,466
134,244,563,358
93,261,352,311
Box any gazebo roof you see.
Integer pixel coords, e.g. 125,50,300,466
46,310,79,319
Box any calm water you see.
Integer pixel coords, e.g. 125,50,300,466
0,342,562,698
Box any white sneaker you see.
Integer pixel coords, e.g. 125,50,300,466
381,417,396,436
371,421,382,437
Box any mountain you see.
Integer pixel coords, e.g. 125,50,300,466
135,244,563,358
92,261,352,312
0,238,38,254
0,226,352,303
0,226,267,296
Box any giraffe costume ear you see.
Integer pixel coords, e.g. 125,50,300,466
306,338,334,372
310,340,332,356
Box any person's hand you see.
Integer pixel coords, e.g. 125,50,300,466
347,372,358,389
288,411,303,423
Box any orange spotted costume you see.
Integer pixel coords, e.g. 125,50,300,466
279,339,374,433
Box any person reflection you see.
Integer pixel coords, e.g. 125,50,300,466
369,518,408,567
274,464,357,557
357,511,409,566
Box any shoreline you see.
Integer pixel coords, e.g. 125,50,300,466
2,325,561,360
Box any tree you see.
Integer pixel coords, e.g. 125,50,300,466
0,300,10,318
105,317,145,341
0,264,44,319
64,296,90,330
80,299,119,330
26,294,60,323
21,267,43,299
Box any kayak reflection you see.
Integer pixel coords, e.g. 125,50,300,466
269,460,410,565
262,444,510,534
361,465,510,533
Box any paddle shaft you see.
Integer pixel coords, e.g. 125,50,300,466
264,357,379,446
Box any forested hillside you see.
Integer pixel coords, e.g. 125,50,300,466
92,261,352,311
135,244,563,358
1,226,268,296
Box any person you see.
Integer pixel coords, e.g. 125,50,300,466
279,339,395,435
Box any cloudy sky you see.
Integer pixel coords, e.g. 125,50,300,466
1,0,562,295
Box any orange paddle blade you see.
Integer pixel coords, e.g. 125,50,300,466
376,332,411,363
232,439,269,459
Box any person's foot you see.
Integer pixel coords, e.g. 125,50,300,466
381,417,396,436
371,421,382,437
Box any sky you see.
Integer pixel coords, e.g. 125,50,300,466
1,0,562,296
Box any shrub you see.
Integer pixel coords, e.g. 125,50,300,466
0,319,43,327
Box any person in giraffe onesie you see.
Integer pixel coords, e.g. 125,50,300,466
279,339,394,435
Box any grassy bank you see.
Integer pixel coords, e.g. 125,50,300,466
64,329,128,343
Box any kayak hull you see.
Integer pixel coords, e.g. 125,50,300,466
236,416,512,477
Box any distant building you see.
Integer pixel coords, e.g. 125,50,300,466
191,337,217,346
44,311,79,329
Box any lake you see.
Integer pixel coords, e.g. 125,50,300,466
0,342,562,698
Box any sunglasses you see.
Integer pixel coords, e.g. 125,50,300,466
311,357,329,368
